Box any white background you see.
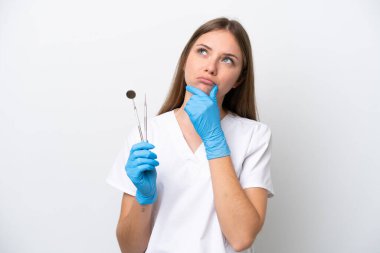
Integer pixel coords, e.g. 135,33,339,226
1,0,379,252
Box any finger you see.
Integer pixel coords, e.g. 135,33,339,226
134,157,159,167
209,84,218,99
130,150,157,160
187,96,197,105
184,104,203,119
184,104,194,118
189,93,212,104
186,98,209,110
131,142,155,153
136,164,156,172
186,85,208,97
185,98,195,110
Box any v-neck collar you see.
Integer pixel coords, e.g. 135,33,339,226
170,109,230,160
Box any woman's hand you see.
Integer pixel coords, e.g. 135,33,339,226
125,141,159,205
184,84,230,160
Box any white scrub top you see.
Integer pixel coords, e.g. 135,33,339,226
106,109,275,253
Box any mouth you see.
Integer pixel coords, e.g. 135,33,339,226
197,77,214,85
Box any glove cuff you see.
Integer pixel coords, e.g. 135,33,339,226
204,134,231,160
136,188,158,205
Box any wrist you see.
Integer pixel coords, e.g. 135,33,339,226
136,188,157,205
204,135,231,160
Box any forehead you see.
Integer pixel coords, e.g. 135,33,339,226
194,30,242,56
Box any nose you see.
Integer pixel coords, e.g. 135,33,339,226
204,58,217,75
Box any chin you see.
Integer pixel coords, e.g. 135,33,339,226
200,87,212,95
196,83,213,93
186,82,213,96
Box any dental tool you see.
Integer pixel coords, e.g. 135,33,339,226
126,90,147,142
144,93,147,142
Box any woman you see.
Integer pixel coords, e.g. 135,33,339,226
106,17,275,253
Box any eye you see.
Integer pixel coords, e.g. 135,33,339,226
197,48,207,55
197,47,235,65
223,57,234,65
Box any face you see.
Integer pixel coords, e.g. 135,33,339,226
183,30,243,99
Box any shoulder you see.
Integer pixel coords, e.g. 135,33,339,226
226,111,271,138
150,110,173,123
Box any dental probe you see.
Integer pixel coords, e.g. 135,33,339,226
144,93,147,142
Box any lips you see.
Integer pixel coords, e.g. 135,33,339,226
197,77,214,85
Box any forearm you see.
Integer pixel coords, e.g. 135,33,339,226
116,199,153,253
209,156,262,251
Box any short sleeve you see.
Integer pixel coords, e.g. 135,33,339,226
105,126,139,196
239,123,275,198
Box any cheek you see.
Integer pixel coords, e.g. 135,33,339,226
222,69,241,85
217,70,241,95
186,56,198,72
183,57,197,81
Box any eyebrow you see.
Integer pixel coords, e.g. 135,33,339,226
196,44,240,61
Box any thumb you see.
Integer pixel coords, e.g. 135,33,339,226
210,84,218,100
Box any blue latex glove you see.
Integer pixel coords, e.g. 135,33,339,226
184,84,230,160
125,141,159,205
